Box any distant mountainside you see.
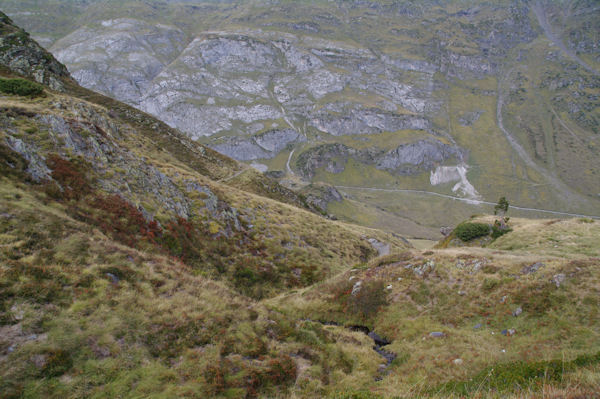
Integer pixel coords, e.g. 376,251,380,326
1,11,600,399
3,0,599,238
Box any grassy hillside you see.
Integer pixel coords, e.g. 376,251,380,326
271,215,600,398
0,13,412,398
1,7,599,399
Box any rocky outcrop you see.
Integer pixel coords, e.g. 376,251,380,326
51,19,188,104
212,128,306,161
0,98,237,222
0,12,70,90
297,139,464,178
310,104,430,136
4,135,51,182
296,143,371,179
300,183,343,213
49,24,436,161
10,0,598,218
376,140,463,175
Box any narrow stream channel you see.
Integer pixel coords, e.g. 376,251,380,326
311,320,397,379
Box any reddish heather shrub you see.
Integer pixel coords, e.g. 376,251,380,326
46,155,90,200
77,194,160,247
266,354,297,385
204,362,226,395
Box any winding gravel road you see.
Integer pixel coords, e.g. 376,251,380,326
532,1,599,77
334,185,599,219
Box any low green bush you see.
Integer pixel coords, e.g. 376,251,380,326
454,222,490,241
0,77,44,97
491,224,512,239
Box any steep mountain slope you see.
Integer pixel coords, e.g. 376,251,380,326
0,14,411,397
3,0,599,239
1,14,599,399
0,10,407,298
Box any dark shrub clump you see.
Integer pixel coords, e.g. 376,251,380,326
454,222,490,241
0,78,44,97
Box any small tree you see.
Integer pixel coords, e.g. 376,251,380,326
494,197,509,216
494,197,510,231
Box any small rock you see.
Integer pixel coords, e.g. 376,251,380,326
10,305,25,321
453,358,463,365
512,307,522,317
429,332,445,338
440,226,453,236
32,354,48,369
397,277,403,281
552,273,565,288
351,281,362,296
386,284,393,290
7,344,16,353
501,349,506,353
458,290,466,296
106,273,119,284
522,262,545,274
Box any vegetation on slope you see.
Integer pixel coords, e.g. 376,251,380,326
271,216,600,397
0,77,43,97
0,177,377,398
0,8,599,399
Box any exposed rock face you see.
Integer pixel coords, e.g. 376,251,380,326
49,23,438,161
376,140,463,175
367,238,390,256
300,183,343,213
1,98,232,222
51,19,188,104
296,143,370,179
10,0,599,216
213,128,306,161
310,104,431,136
4,135,51,182
0,12,70,90
296,140,463,179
